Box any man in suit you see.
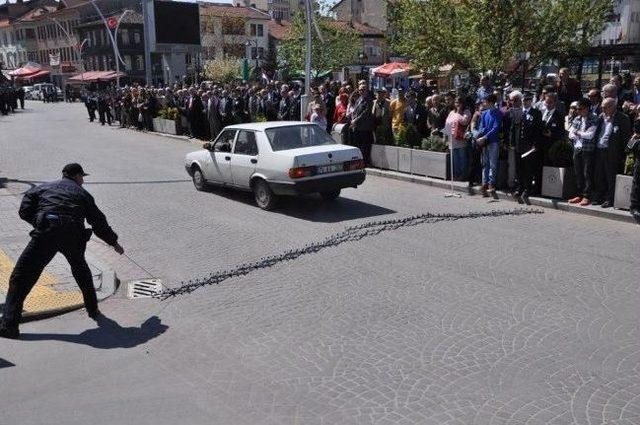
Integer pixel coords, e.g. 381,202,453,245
538,92,565,195
218,90,233,127
592,97,632,208
507,91,543,202
207,90,222,139
350,82,375,165
187,88,205,139
277,85,291,121
556,67,581,109
320,83,335,133
588,89,602,115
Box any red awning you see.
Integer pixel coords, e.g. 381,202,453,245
16,69,51,81
371,62,412,78
68,71,125,83
8,65,42,77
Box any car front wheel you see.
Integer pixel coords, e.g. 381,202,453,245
253,179,278,210
320,189,341,201
192,167,206,191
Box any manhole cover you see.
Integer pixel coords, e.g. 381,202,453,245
127,279,163,299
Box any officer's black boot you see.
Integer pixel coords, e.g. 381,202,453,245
0,321,20,340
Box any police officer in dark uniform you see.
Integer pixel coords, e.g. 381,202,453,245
0,164,124,339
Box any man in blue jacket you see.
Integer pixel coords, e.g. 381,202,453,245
476,93,502,197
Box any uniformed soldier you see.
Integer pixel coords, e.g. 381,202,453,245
0,164,124,339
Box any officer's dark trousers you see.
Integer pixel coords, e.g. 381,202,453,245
1,235,96,328
631,161,640,211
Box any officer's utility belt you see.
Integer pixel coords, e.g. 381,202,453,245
44,214,82,227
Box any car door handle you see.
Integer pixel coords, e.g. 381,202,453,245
225,156,231,161
250,159,257,164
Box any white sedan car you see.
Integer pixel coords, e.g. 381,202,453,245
185,122,366,209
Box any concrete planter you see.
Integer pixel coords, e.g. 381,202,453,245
541,166,577,199
331,123,348,144
614,174,633,210
153,117,178,135
398,147,412,173
410,149,449,179
371,144,399,171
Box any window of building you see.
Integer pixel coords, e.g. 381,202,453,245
258,47,264,59
124,55,132,71
121,28,129,46
135,55,144,71
251,47,257,59
133,31,141,44
257,24,263,37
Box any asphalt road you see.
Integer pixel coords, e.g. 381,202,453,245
1,102,639,425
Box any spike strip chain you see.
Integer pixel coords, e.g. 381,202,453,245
154,208,543,300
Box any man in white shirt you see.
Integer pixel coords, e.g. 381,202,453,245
567,98,599,206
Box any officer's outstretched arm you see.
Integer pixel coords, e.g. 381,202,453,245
85,194,119,247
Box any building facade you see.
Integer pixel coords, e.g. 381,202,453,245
76,11,145,83
200,4,270,64
330,0,388,31
233,0,304,21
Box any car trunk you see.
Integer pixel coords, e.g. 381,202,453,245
278,145,362,168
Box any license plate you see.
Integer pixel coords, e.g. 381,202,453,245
316,163,343,174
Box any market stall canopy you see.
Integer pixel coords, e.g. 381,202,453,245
19,69,51,81
8,62,44,78
371,62,412,78
68,71,125,83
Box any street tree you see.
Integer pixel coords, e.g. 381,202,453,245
278,13,360,75
389,0,611,73
203,57,242,83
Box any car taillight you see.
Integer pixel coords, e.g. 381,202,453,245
288,166,316,179
344,159,365,171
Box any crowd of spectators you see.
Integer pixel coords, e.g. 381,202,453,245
80,68,640,223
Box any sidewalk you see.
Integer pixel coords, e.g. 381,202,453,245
366,168,637,224
0,178,117,321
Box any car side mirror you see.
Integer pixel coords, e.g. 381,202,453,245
203,142,213,150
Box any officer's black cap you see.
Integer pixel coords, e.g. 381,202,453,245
62,163,89,177
523,91,534,100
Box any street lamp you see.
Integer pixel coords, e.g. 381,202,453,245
88,1,132,88
518,51,530,90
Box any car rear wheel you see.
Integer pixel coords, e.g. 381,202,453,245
320,189,341,201
192,167,206,191
253,179,278,210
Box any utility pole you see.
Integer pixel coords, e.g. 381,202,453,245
302,0,312,120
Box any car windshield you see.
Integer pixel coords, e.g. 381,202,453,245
265,125,335,151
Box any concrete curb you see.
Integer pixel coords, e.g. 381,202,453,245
18,254,119,323
108,125,203,145
366,168,637,225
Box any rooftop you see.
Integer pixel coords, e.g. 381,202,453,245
267,18,384,40
200,3,270,20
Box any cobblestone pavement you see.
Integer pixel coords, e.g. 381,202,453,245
1,102,639,425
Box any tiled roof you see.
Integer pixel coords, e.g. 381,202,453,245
267,18,384,40
267,19,291,40
200,3,270,20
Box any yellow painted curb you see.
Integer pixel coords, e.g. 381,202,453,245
0,249,84,314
